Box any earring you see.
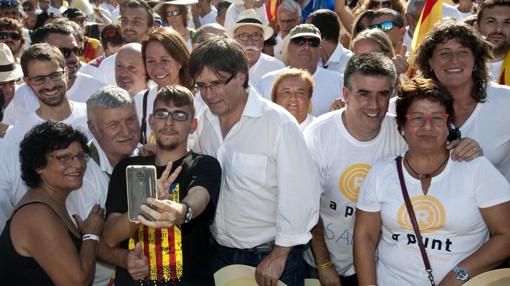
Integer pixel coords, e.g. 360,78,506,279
401,130,406,136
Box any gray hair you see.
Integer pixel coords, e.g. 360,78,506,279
344,53,397,90
277,0,302,17
86,86,136,123
406,0,425,17
193,23,227,45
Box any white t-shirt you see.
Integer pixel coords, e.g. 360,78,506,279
200,7,218,25
2,73,105,125
357,156,510,285
4,101,91,145
257,67,343,116
224,4,269,29
47,5,66,16
97,53,117,86
0,139,26,233
99,2,119,23
249,53,285,87
133,86,157,143
303,110,407,275
488,60,503,82
300,114,315,131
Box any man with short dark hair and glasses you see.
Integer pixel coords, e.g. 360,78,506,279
4,43,91,144
227,9,284,86
2,22,105,125
104,85,221,285
257,24,343,116
189,38,320,286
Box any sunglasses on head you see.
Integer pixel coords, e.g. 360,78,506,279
0,31,21,41
290,37,321,48
368,21,401,32
166,10,181,17
59,47,82,58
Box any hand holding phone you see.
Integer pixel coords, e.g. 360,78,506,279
126,165,157,222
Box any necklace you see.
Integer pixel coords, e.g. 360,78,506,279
404,153,449,180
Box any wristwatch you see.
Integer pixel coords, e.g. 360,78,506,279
452,266,469,282
181,201,192,224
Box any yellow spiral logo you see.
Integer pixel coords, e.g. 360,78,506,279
397,195,446,234
338,164,371,203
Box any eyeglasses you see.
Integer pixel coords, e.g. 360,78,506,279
194,74,235,93
166,10,181,17
370,0,392,8
50,152,90,165
290,37,321,48
0,31,21,41
59,47,82,58
405,112,449,127
153,109,190,121
368,21,401,32
234,32,263,42
26,70,65,85
278,18,298,25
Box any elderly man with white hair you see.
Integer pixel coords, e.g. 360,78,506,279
227,9,285,86
274,0,302,59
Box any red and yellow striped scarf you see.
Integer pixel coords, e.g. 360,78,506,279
498,50,510,86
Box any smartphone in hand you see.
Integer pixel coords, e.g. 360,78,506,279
126,165,157,222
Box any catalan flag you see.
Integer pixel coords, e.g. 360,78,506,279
266,0,280,22
407,0,443,77
498,50,510,86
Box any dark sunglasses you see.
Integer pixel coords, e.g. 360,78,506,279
0,31,21,41
368,21,401,32
59,47,82,58
290,37,321,48
370,0,392,8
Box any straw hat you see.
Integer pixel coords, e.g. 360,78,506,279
0,43,23,83
162,0,198,5
227,9,273,40
214,265,287,286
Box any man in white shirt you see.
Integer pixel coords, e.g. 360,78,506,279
474,0,510,83
273,0,302,59
192,0,218,27
223,0,269,29
189,38,320,286
257,24,343,116
4,44,90,144
307,9,352,74
100,0,120,23
96,0,154,86
303,53,405,286
114,43,149,97
227,9,285,87
2,23,105,124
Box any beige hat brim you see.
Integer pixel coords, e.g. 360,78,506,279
214,265,287,286
227,23,274,41
289,32,321,40
225,0,245,4
0,64,23,83
163,0,198,5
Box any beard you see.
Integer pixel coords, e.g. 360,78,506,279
155,137,180,151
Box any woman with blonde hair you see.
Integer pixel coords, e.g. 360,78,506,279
350,28,395,57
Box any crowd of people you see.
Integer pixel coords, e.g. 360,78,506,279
0,0,510,285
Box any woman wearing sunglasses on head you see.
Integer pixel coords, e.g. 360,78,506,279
354,77,510,286
415,19,510,183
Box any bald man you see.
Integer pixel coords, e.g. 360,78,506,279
115,43,149,97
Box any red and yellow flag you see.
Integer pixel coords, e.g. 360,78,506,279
266,0,280,22
407,0,443,77
498,50,510,86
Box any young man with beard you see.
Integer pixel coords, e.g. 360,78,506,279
4,43,90,144
103,85,221,285
474,0,510,84
2,23,105,124
227,9,284,87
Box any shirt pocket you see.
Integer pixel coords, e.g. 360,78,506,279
229,152,268,191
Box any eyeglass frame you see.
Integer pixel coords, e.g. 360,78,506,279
405,112,449,127
25,70,65,86
0,31,21,41
290,37,321,48
166,9,181,17
50,152,90,165
152,109,191,122
368,21,402,32
194,73,236,94
234,32,264,42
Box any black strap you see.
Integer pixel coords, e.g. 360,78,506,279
395,156,436,286
140,89,150,144
89,142,100,166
